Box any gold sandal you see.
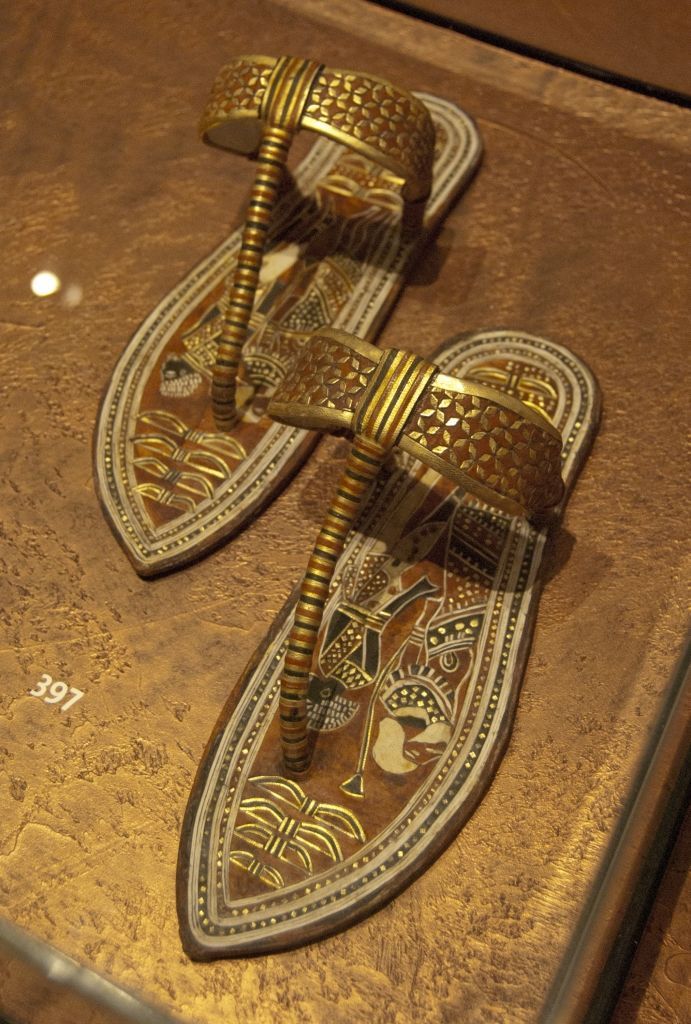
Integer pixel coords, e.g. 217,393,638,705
94,56,481,576
177,326,599,957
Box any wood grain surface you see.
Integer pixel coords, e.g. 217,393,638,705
0,0,689,1021
386,0,691,97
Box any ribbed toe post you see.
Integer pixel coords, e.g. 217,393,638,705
209,58,324,429
279,435,387,773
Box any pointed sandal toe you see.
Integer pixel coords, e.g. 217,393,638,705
177,326,600,958
94,56,481,576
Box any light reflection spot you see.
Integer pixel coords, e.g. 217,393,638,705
31,271,61,297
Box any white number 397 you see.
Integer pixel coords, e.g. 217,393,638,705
29,674,84,712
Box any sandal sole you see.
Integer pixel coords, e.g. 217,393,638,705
177,328,600,958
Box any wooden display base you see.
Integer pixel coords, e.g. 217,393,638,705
0,1,688,1021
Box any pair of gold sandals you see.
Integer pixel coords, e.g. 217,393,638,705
95,56,600,959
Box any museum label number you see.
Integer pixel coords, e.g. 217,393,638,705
29,673,84,712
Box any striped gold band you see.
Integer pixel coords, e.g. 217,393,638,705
353,348,437,449
259,56,324,132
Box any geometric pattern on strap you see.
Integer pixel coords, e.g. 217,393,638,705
269,328,564,514
199,55,435,202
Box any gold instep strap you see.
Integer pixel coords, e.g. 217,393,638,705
199,56,435,429
270,328,565,517
200,55,435,202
